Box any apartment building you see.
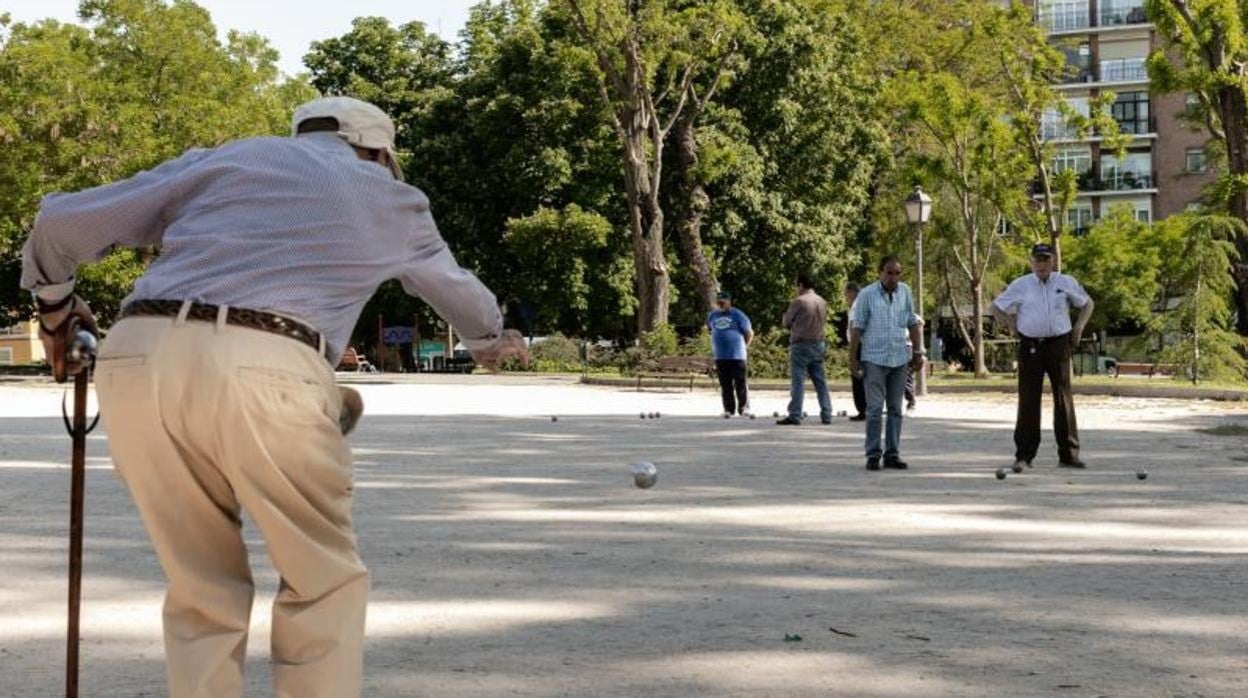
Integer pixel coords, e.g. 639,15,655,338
1028,0,1214,231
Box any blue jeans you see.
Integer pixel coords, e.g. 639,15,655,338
864,362,908,460
787,341,832,421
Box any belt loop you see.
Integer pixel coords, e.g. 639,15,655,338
175,300,193,326
318,333,327,359
216,304,229,332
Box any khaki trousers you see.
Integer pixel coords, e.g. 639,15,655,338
95,315,368,698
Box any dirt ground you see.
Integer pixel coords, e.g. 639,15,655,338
2,375,1246,697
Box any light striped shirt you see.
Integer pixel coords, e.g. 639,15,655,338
992,272,1090,338
850,281,919,368
20,133,503,360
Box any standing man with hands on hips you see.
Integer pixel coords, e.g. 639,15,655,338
991,242,1094,471
848,257,925,471
708,290,754,418
21,96,528,698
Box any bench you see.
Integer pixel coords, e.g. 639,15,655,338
337,346,375,373
1111,361,1178,378
636,356,716,391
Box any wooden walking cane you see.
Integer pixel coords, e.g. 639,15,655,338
58,316,99,698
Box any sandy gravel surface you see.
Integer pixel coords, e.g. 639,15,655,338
1,378,1246,697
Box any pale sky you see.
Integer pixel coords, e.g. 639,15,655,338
2,1,478,76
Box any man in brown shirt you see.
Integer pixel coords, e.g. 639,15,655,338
778,272,833,424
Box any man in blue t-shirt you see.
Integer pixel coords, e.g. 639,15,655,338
707,290,755,417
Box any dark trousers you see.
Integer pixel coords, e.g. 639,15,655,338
851,344,866,415
716,359,749,414
1015,333,1080,463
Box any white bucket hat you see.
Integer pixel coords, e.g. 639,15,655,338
292,96,403,180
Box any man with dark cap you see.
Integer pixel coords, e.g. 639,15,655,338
707,290,754,417
991,242,1095,470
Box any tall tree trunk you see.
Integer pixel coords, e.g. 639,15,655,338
1218,87,1248,335
620,122,670,332
972,281,987,377
672,112,718,313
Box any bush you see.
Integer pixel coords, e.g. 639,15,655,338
641,323,678,357
530,334,582,366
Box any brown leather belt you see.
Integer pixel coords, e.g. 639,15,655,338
120,299,333,363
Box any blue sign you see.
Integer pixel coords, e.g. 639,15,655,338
382,326,414,345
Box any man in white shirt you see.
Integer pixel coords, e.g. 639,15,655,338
22,96,527,698
991,243,1094,470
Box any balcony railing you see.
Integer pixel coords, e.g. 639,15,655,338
1099,58,1148,83
1080,170,1154,190
1039,7,1091,32
1100,6,1148,26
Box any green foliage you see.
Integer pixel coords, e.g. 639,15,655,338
505,205,632,335
640,322,679,357
0,1,313,322
1063,207,1161,333
1149,214,1248,382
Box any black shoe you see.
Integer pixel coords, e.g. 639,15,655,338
1059,459,1087,469
883,457,909,470
849,413,866,422
821,417,833,425
866,457,881,471
775,416,802,425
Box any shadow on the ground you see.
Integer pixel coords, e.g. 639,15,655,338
1,410,1246,697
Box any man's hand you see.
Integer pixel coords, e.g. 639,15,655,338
37,294,98,382
470,329,530,371
848,356,863,380
1070,326,1085,351
910,351,926,373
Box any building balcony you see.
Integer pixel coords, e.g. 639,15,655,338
1114,115,1155,135
1078,170,1155,191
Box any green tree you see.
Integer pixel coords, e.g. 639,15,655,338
1146,0,1248,334
0,1,313,325
1150,213,1248,381
1063,207,1161,334
559,0,746,332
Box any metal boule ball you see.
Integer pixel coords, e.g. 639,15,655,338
67,330,98,363
631,461,658,489
995,468,1007,481
1136,470,1148,480
640,412,647,419
551,416,558,422
1011,463,1024,474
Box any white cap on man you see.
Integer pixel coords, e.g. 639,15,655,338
292,96,403,180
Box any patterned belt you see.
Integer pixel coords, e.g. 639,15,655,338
120,299,332,363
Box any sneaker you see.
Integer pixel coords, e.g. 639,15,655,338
740,407,753,418
722,411,733,419
866,457,881,471
849,413,866,422
1011,459,1030,474
775,416,802,425
820,416,833,425
1059,459,1087,469
883,457,909,470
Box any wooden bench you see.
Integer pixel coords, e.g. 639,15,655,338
1111,361,1178,378
336,346,375,373
636,356,715,391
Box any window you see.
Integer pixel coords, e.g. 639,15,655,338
1186,148,1208,173
1100,1,1146,26
1067,206,1094,233
1101,152,1153,189
1099,57,1148,83
1038,1,1090,31
0,347,12,366
1111,92,1151,134
1053,147,1092,175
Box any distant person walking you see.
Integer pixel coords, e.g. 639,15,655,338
848,257,924,470
991,243,1094,470
778,273,832,425
708,291,754,417
839,282,867,421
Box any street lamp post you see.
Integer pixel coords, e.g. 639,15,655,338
903,186,932,397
